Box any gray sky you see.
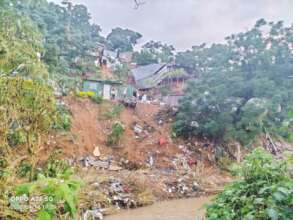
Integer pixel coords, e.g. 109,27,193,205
51,0,293,51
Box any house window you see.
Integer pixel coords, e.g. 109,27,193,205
89,82,97,90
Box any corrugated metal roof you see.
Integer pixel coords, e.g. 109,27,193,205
135,68,188,89
131,63,166,82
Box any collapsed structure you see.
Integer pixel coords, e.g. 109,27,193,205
129,63,190,106
83,44,191,106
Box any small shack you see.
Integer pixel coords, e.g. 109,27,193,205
83,78,123,100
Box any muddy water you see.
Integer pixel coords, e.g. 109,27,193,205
105,197,211,220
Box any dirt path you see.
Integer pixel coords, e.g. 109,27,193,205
105,196,211,220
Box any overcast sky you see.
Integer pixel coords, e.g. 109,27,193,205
51,0,293,51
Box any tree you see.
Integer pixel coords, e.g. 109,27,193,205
174,19,293,146
10,0,104,76
134,41,175,65
133,50,158,66
107,27,142,52
0,7,48,80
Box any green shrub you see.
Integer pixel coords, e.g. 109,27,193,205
7,130,26,147
103,104,124,119
0,77,57,155
16,161,32,178
13,172,82,220
206,148,293,220
53,103,71,131
107,122,125,146
91,94,103,104
43,151,71,178
277,110,293,142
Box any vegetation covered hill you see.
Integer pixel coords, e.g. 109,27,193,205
0,0,292,219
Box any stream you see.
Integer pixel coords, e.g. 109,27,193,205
105,196,211,220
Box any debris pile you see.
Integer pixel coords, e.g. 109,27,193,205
154,107,178,125
132,121,156,139
81,156,122,171
80,172,155,219
164,178,201,197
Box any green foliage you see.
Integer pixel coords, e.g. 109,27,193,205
53,74,82,96
43,151,72,179
16,161,32,178
206,148,293,220
175,19,293,145
102,104,124,119
133,50,158,66
0,77,57,154
7,131,26,147
134,41,175,65
277,110,293,142
107,27,142,52
1,0,104,81
53,103,72,131
12,151,81,220
107,122,125,146
91,94,103,104
113,63,130,82
14,172,82,220
0,6,48,80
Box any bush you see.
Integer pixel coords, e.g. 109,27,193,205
277,110,293,142
75,91,95,98
103,104,124,119
0,77,57,154
206,148,293,220
107,122,125,146
91,94,103,104
42,151,71,178
53,103,72,131
7,130,26,147
12,172,82,220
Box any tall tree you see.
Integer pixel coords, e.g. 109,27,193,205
107,27,142,52
134,41,175,65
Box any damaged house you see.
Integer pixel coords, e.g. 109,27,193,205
95,44,133,69
129,63,190,106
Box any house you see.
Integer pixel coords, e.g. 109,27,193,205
83,74,137,101
95,44,133,68
129,63,189,95
83,78,123,100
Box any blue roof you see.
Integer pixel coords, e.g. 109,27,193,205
131,63,166,82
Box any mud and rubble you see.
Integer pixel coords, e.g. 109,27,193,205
41,97,232,219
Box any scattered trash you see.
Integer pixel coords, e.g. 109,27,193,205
154,108,178,125
147,155,155,167
133,123,143,134
82,156,122,170
109,164,123,171
164,177,202,198
159,137,167,146
188,158,197,167
83,209,103,220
